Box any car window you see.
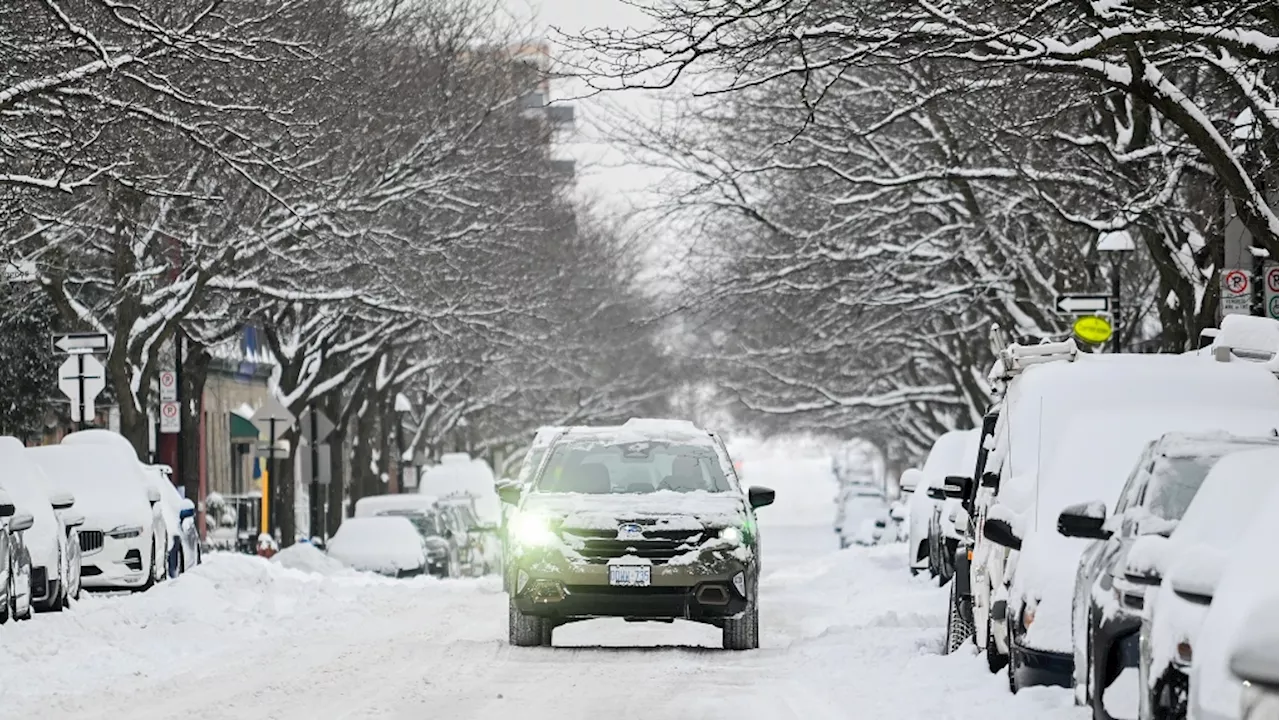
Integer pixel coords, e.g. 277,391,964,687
1114,444,1156,516
536,440,732,494
1143,455,1223,521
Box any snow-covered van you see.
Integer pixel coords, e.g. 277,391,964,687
969,345,1278,692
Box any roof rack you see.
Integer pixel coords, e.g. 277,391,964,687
987,337,1079,391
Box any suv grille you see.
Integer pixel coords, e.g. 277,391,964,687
80,531,104,553
560,523,704,564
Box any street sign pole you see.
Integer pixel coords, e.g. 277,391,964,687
269,417,278,541
76,353,87,430
1111,256,1122,353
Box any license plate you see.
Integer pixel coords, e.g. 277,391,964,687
608,565,651,587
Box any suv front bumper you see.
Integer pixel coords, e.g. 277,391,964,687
511,557,752,621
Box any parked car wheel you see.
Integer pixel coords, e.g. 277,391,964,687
1006,617,1019,693
943,582,973,654
986,618,1008,673
1151,671,1188,720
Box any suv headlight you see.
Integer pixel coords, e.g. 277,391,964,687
719,527,743,546
107,525,143,539
510,514,555,548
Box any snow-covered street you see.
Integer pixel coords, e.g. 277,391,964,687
1,526,1084,720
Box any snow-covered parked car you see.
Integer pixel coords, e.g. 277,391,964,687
920,428,980,584
0,437,84,612
1187,481,1279,720
1063,431,1277,718
1193,315,1278,365
141,464,199,577
0,488,34,623
834,484,890,548
1133,448,1279,720
28,442,167,591
60,430,199,578
971,344,1278,692
353,494,459,577
326,515,429,577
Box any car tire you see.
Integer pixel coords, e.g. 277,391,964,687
140,548,156,592
722,603,759,650
1152,671,1189,720
508,597,545,647
1006,617,1020,694
943,582,973,655
986,617,1008,673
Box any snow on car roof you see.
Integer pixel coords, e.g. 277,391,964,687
1148,431,1277,459
556,423,713,447
26,443,153,524
921,429,979,482
353,494,439,517
1167,447,1278,547
992,353,1279,490
417,454,498,524
1215,315,1278,355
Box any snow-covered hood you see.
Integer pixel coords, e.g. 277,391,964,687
520,490,748,531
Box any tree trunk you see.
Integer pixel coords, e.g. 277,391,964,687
179,338,210,506
324,393,347,534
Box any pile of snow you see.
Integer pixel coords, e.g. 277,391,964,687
271,542,357,576
728,435,841,528
325,516,426,575
418,453,499,524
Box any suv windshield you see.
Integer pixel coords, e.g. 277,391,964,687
1145,454,1230,521
536,440,732,494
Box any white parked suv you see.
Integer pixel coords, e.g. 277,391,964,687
969,341,1279,692
0,437,84,611
28,442,166,591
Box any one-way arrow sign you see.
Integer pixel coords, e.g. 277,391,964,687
1055,294,1112,315
52,332,109,355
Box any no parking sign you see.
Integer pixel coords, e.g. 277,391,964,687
1265,265,1279,319
1222,268,1252,316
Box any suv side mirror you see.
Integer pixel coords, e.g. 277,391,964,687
0,495,14,518
62,511,85,529
50,491,75,511
146,486,162,505
1058,501,1110,540
928,476,970,501
179,499,196,521
1169,546,1225,605
496,480,523,505
980,471,999,488
9,511,34,533
983,518,1022,550
898,468,923,493
748,486,776,509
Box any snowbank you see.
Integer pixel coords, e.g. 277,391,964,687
271,543,357,576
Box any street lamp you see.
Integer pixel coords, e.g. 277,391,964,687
1098,229,1136,352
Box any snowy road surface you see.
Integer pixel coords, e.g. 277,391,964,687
0,526,1085,720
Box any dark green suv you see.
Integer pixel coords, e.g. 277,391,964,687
499,422,774,650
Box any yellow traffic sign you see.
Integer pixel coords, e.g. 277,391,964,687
1073,315,1113,345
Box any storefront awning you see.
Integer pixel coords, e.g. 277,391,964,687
230,412,259,441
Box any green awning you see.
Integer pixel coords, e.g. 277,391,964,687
230,412,259,441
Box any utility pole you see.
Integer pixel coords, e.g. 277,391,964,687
175,331,185,491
